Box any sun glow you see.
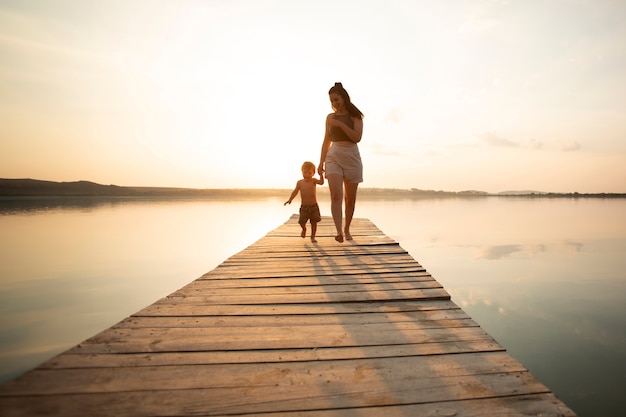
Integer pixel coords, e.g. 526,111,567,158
1,0,625,192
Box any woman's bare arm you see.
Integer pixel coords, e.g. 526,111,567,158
318,114,333,175
329,116,363,143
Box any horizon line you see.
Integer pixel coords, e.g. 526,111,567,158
1,178,625,197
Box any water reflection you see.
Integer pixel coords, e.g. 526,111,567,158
479,244,523,259
1,196,625,416
563,240,584,253
357,197,626,417
0,197,290,383
0,196,148,214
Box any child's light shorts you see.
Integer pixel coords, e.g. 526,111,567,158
325,142,363,183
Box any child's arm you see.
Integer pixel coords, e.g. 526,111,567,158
284,181,301,205
315,173,324,186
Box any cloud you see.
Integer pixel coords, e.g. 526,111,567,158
365,143,402,157
384,108,403,124
479,131,519,147
478,132,547,150
527,138,543,150
560,140,581,152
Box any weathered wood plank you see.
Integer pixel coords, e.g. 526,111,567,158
221,252,418,264
170,281,443,298
134,299,461,317
69,324,493,354
200,267,428,280
213,258,424,270
0,371,555,416
190,273,434,288
116,307,474,328
41,340,505,369
0,352,535,394
155,287,451,304
248,232,396,242
0,392,576,417
225,247,409,259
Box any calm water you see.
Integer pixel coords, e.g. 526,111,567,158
1,196,625,416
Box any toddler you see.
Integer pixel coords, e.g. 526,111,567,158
284,161,324,242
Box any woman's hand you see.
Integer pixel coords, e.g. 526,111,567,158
328,117,341,128
318,164,324,176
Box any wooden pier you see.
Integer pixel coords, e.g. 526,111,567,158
0,216,576,416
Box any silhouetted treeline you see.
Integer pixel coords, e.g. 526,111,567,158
1,179,624,199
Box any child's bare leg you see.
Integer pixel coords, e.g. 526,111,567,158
300,223,306,238
311,221,318,243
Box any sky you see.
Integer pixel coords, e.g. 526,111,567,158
1,0,625,193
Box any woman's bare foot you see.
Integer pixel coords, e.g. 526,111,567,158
344,230,353,241
311,237,317,243
335,234,344,243
301,226,306,238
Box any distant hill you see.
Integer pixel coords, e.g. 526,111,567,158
498,190,548,195
0,179,286,198
0,179,491,199
0,179,133,196
1,179,624,199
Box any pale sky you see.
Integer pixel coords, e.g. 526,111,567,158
1,0,625,193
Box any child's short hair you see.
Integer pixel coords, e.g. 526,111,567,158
301,161,316,172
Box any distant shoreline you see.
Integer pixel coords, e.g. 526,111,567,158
1,178,624,199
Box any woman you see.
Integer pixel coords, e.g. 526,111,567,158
318,82,364,243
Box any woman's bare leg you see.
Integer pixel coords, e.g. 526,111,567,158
326,174,344,242
343,181,359,240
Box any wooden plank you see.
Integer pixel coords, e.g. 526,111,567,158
221,253,419,263
0,352,535,394
246,239,399,249
170,281,443,298
41,340,506,369
116,307,474,327
155,287,451,304
68,324,492,354
248,232,397,243
200,267,428,280
0,392,576,417
225,247,409,259
134,299,461,317
190,273,434,288
215,257,424,269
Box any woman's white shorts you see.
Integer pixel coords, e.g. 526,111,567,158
325,142,363,183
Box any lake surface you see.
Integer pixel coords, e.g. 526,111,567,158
1,196,624,416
